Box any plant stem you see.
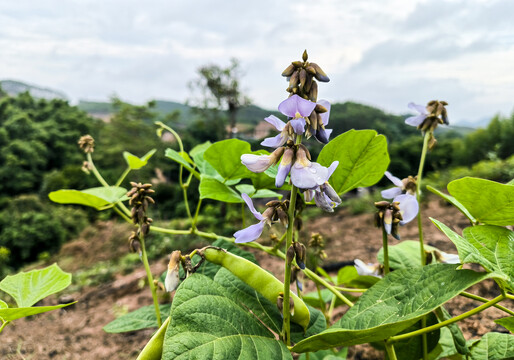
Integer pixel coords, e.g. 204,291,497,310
333,286,367,293
388,294,505,344
192,199,203,229
303,268,354,307
385,342,398,360
421,317,428,360
115,166,131,187
87,153,110,188
416,131,430,267
0,320,9,333
460,291,514,316
139,231,162,327
282,184,298,346
382,227,390,275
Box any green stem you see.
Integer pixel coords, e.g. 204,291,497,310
460,291,514,316
333,286,367,293
155,121,184,152
139,231,162,327
382,227,390,275
282,184,298,346
416,131,431,267
315,283,328,320
87,153,110,187
0,320,9,333
388,295,505,344
385,342,398,360
505,293,514,300
272,233,287,252
421,317,428,360
303,268,354,307
115,166,131,187
327,294,337,323
113,206,132,223
192,199,203,228
241,202,246,228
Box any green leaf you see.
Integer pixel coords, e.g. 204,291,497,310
433,219,514,292
377,240,443,269
123,149,157,170
190,141,240,185
317,129,389,195
204,139,253,181
448,177,514,225
494,317,514,333
49,186,128,210
165,148,200,179
430,327,465,360
299,348,348,360
462,225,514,291
435,306,469,355
162,274,292,360
0,299,7,309
103,304,171,333
0,303,75,322
426,185,476,224
235,184,282,199
0,263,71,307
291,264,490,352
337,266,359,285
468,332,514,359
199,176,243,203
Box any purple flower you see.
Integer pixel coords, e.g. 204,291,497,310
382,194,418,235
381,171,417,199
290,147,334,190
275,148,294,187
304,161,341,212
261,95,316,148
405,102,428,127
313,99,333,144
234,193,266,243
241,147,285,173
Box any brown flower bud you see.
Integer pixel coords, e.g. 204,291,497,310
299,68,307,88
78,135,95,153
286,245,295,264
281,64,295,77
302,49,308,62
294,242,306,269
309,81,318,102
165,250,182,292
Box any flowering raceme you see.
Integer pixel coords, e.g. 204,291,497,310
303,161,341,212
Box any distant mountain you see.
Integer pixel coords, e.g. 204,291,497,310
0,80,68,100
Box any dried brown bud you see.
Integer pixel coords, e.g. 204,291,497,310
302,50,308,62
309,81,318,102
286,245,295,264
281,64,295,77
78,135,95,153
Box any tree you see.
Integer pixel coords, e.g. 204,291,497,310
188,58,250,138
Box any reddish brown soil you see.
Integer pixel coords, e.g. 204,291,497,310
1,201,512,359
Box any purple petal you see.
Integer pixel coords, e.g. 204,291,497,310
405,114,426,127
261,133,287,148
325,128,333,139
278,95,316,118
384,171,403,187
241,193,264,221
264,115,286,131
323,183,341,204
289,118,306,134
314,127,330,144
327,161,339,178
275,162,291,188
394,194,419,224
408,102,427,115
383,209,393,235
241,154,272,173
234,221,265,243
381,187,402,199
314,190,334,212
291,162,329,190
318,99,331,126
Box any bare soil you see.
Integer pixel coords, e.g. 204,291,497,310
2,201,512,359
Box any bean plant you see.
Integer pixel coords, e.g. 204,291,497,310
48,51,513,359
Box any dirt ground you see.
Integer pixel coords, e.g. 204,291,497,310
1,200,512,360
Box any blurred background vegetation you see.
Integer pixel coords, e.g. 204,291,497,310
1,79,513,277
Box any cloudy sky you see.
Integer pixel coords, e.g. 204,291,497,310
1,0,513,125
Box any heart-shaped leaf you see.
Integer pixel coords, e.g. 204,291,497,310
103,304,171,333
448,177,514,225
467,332,514,359
204,139,253,181
0,263,71,307
317,129,389,195
292,264,489,352
494,317,514,333
199,176,243,203
49,186,127,209
123,149,156,170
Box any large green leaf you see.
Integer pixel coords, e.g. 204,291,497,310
49,186,127,210
377,240,445,269
447,177,514,225
494,317,514,333
299,348,348,360
103,304,171,333
162,274,292,360
468,332,514,359
123,149,156,170
292,264,489,352
165,148,200,179
317,129,389,195
0,303,74,323
0,263,71,308
433,219,514,291
426,185,476,224
190,141,240,185
199,176,243,203
235,184,282,199
204,139,253,181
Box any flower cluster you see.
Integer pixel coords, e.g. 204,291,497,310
374,195,418,239
406,100,449,149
